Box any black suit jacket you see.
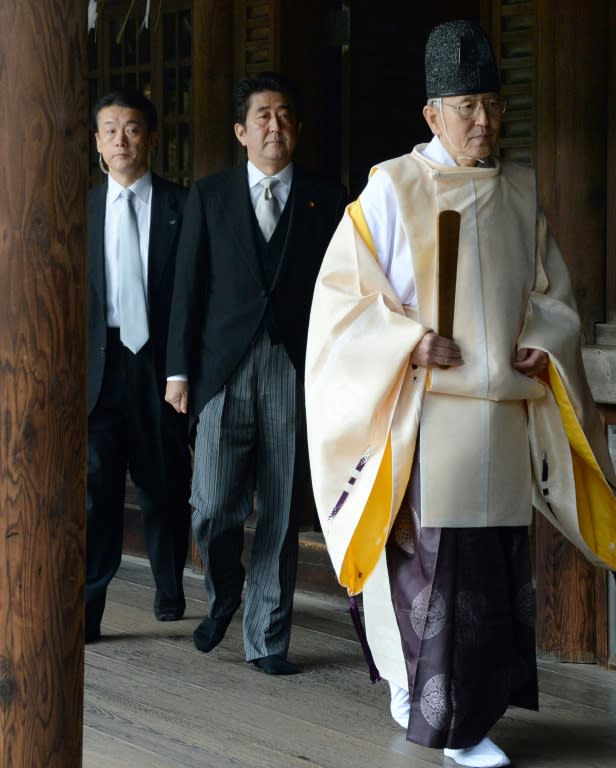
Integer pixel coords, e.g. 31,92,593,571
88,173,189,414
166,164,347,424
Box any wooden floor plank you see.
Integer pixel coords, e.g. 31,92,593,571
83,727,179,768
87,633,396,746
536,660,616,715
85,652,437,768
83,558,616,768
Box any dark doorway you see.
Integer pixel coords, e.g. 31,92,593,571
345,2,480,197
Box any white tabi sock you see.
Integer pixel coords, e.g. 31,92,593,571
444,736,511,767
388,680,410,729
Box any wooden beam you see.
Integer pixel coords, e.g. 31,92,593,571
0,2,87,765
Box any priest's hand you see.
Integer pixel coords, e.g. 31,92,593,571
513,347,548,377
410,331,464,368
165,380,190,414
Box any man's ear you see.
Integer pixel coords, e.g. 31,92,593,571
422,104,441,136
148,131,159,153
234,122,247,146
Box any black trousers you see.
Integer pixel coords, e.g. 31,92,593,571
86,329,191,633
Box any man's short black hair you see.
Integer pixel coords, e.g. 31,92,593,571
91,89,158,132
233,72,301,126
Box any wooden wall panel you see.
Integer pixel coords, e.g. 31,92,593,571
536,0,608,343
487,0,613,663
534,0,610,662
234,0,280,77
491,1,535,165
535,515,598,662
193,0,234,177
486,0,614,663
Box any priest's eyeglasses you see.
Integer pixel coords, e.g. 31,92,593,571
430,97,507,119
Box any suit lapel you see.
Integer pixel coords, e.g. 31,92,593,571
271,168,314,288
89,183,107,311
218,165,268,288
148,174,180,294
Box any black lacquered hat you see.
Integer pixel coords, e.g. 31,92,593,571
425,20,500,98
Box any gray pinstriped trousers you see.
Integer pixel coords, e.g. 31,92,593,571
191,329,304,660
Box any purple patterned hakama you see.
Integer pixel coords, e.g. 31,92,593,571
386,462,539,749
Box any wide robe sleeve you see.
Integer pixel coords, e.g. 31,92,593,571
305,201,428,595
521,211,616,569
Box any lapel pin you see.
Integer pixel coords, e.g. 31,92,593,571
308,200,316,208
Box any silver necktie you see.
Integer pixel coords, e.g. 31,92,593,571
118,188,149,354
255,177,280,241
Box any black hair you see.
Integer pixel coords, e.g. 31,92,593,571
91,89,158,132
233,72,302,126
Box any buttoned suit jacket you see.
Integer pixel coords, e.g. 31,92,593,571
166,164,347,426
88,173,189,414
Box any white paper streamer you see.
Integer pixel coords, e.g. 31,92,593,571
88,0,97,31
139,0,152,32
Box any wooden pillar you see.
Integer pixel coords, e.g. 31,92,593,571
0,3,87,766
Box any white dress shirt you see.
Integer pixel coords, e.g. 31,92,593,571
358,136,456,309
104,171,152,327
247,160,293,213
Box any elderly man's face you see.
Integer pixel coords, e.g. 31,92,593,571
423,92,504,167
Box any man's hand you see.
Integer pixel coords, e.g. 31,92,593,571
165,380,189,414
513,347,548,377
410,331,464,368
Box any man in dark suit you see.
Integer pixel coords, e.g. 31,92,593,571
87,89,191,643
165,73,347,674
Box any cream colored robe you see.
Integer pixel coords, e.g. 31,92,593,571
306,148,616,614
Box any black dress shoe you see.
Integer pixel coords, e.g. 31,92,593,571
252,655,301,675
155,607,185,622
193,615,232,652
154,590,185,622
